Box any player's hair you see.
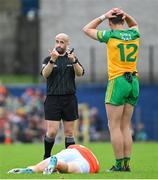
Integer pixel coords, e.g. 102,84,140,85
109,13,124,24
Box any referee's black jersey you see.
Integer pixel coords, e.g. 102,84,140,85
41,54,84,95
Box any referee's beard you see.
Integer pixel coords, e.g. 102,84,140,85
56,47,66,55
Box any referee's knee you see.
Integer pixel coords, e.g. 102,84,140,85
64,131,74,137
46,131,57,138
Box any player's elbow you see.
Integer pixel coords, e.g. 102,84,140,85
82,27,98,41
82,26,86,33
82,26,89,35
130,22,138,28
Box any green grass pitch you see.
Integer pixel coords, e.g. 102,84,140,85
0,142,158,179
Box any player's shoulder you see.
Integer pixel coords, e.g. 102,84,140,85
129,25,139,31
129,26,140,36
129,28,140,40
97,29,112,43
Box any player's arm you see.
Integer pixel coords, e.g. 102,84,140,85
124,13,138,30
82,18,102,40
112,8,139,31
82,9,116,40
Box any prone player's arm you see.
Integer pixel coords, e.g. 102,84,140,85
56,160,80,173
28,157,80,173
28,157,51,172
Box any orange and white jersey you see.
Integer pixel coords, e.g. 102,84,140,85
68,144,100,173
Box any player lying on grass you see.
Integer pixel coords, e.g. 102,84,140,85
8,144,99,174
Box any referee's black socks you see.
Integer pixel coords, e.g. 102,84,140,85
43,135,55,160
65,137,75,148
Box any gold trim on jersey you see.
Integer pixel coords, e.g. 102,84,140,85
107,79,114,102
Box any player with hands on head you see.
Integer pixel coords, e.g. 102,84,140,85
83,8,140,172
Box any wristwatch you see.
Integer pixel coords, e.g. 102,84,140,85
49,59,55,64
72,57,78,64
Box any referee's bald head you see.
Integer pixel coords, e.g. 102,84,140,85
55,33,70,43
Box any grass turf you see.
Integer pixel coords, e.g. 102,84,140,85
0,74,39,84
0,142,158,179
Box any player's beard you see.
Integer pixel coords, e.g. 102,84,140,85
56,47,65,54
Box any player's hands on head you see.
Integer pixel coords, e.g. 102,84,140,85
104,9,117,19
112,8,126,19
105,8,126,20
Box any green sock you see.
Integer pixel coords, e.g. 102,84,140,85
124,157,130,167
115,158,124,169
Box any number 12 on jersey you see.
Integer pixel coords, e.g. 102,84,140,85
117,43,138,62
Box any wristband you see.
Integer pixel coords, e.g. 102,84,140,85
99,14,106,21
72,58,78,64
49,60,55,64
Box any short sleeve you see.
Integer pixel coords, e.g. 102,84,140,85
40,56,50,75
42,57,50,68
97,30,111,43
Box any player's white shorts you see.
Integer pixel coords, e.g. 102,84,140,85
55,148,90,173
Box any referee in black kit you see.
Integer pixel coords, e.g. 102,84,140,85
41,33,84,159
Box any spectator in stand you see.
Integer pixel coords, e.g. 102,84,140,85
89,107,106,141
135,122,147,141
0,83,8,107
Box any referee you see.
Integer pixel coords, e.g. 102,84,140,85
41,33,84,159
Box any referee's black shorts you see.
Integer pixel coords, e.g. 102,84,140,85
44,94,79,121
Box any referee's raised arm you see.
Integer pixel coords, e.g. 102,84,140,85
41,49,59,79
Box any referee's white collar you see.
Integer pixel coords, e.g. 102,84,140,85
59,52,67,56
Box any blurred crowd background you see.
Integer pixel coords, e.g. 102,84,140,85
0,83,148,144
0,0,157,144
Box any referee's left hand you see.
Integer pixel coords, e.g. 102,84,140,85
67,51,76,63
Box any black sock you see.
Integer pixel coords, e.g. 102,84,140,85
65,137,75,148
43,135,55,159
